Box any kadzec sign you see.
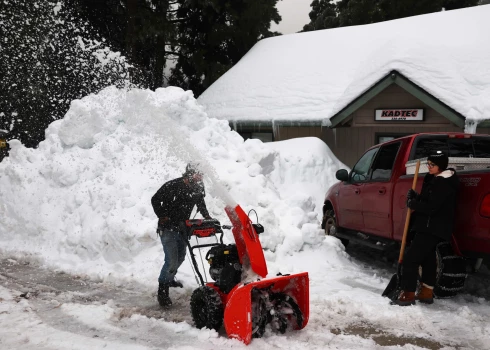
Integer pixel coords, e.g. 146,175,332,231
375,109,424,121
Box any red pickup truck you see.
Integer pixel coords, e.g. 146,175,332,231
323,133,490,295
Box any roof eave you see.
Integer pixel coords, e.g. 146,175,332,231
230,119,325,129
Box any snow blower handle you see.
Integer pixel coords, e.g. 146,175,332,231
184,218,223,239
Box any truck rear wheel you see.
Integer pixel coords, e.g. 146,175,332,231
323,209,349,247
433,242,467,298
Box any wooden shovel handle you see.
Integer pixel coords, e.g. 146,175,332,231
398,160,421,263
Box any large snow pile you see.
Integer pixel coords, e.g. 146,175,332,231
198,5,490,127
0,86,345,285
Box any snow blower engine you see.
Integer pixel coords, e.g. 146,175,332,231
182,205,309,345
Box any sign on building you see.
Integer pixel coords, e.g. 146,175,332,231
375,109,424,121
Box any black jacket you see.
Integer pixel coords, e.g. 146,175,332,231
151,177,210,230
410,169,459,240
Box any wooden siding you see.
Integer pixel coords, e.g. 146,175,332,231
275,126,322,140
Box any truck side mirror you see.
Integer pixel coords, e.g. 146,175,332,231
336,169,349,182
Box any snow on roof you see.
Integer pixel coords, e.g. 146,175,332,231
198,5,490,126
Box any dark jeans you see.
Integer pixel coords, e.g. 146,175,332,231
158,229,187,284
401,232,444,292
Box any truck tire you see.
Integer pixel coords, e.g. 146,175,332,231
433,242,467,298
190,286,224,330
323,209,349,247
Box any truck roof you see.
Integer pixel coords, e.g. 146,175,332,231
372,132,490,148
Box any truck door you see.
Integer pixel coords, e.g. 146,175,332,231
337,147,379,231
362,142,401,238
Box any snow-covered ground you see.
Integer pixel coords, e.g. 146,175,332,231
1,87,490,349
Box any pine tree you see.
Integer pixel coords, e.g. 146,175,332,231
303,0,479,32
169,0,281,97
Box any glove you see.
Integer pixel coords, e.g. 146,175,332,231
406,198,416,210
407,189,418,200
158,217,169,225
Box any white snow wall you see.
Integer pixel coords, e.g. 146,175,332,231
0,87,344,281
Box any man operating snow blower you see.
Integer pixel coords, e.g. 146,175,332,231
151,162,211,307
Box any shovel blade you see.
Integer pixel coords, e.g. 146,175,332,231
382,273,401,301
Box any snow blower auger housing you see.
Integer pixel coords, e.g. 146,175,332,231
184,205,309,345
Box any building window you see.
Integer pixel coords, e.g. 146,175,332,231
239,132,274,143
375,133,410,145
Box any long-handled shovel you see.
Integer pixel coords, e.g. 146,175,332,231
382,160,421,300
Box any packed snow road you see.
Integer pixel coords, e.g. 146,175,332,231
1,250,489,350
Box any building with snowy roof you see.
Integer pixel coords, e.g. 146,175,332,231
198,5,490,167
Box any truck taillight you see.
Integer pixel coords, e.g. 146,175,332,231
481,194,490,218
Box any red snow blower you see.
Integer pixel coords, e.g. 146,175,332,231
183,204,309,345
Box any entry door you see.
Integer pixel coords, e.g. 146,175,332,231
337,147,379,231
362,142,401,238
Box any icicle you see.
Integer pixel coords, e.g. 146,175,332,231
272,120,280,141
464,119,478,134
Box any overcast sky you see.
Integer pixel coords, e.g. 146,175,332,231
271,0,312,34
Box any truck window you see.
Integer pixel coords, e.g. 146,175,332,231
350,148,378,183
370,142,401,181
474,139,490,158
413,136,490,159
448,140,474,157
413,138,448,159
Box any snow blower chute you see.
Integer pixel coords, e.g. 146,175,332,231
183,204,309,345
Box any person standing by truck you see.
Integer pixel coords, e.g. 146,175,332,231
151,163,212,307
392,151,460,306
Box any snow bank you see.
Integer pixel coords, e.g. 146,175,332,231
198,5,490,127
0,86,345,286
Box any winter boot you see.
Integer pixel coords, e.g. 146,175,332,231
157,283,172,307
390,291,416,306
169,278,183,288
416,284,434,304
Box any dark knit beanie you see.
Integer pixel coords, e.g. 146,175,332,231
183,162,202,177
428,151,448,171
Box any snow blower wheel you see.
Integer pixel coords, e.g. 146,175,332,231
190,286,224,331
